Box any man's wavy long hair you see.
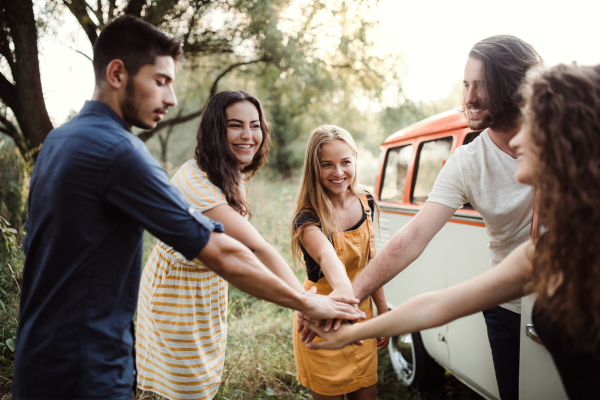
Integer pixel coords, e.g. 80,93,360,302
194,91,270,218
463,35,543,131
291,125,378,267
523,64,600,355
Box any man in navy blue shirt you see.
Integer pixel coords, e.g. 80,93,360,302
14,15,364,399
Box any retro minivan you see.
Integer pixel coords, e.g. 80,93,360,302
375,109,568,399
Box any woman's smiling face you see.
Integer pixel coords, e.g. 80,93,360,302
225,101,262,166
510,113,540,185
319,139,356,197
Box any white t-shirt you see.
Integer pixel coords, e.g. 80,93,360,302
427,129,533,314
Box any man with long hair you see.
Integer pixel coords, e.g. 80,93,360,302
346,35,542,400
14,15,364,399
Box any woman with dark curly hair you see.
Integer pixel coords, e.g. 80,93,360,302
136,91,305,400
300,64,600,399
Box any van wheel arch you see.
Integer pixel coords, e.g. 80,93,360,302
388,331,445,392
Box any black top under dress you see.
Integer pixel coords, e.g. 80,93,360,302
532,303,600,399
294,198,375,283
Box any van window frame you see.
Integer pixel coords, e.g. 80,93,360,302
375,126,484,223
378,143,414,204
409,136,454,205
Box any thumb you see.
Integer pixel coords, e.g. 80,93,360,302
306,340,327,350
310,286,317,294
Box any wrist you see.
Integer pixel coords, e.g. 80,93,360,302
297,292,312,315
352,282,368,303
344,324,361,346
329,277,352,291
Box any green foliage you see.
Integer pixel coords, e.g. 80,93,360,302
138,0,406,177
0,140,27,395
0,140,29,231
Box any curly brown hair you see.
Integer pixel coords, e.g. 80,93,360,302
194,91,270,218
522,64,600,355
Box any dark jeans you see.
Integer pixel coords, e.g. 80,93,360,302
482,306,521,400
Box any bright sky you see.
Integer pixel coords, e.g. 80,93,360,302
377,0,600,102
39,0,600,124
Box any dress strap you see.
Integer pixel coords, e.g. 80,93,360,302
358,194,376,258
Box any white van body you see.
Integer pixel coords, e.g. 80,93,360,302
375,110,568,399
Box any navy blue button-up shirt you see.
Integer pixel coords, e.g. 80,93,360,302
14,101,222,399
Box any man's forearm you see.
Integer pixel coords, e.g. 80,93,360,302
198,233,310,313
352,202,455,302
353,225,424,302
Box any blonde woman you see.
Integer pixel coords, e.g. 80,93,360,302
291,125,389,400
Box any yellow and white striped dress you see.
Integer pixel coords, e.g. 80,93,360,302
136,159,235,400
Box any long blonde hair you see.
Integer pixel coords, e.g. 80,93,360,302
291,124,378,266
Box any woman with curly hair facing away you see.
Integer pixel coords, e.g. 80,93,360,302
291,125,389,400
301,64,600,399
136,91,305,400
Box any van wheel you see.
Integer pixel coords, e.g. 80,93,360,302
388,331,445,392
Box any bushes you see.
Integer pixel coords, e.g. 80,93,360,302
0,140,28,394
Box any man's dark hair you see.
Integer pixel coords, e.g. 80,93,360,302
466,35,543,131
93,15,183,83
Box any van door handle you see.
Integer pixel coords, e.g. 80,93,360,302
526,324,543,345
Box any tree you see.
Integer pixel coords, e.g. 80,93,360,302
0,0,403,171
0,0,52,159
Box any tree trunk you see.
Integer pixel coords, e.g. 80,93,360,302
2,0,53,158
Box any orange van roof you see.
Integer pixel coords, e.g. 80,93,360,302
382,109,468,145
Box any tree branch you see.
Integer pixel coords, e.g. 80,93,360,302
0,22,15,75
92,0,105,28
209,57,270,97
182,0,212,46
63,0,99,46
0,71,16,110
108,0,118,20
124,0,147,18
137,57,270,142
0,112,27,155
137,107,204,142
183,38,233,57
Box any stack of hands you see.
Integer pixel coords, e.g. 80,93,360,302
298,286,389,351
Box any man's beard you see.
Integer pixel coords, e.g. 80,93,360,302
467,109,494,131
469,101,518,133
121,80,154,130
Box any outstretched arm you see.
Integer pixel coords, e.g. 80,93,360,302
352,202,456,302
300,225,355,300
303,240,535,350
197,232,366,321
203,204,304,292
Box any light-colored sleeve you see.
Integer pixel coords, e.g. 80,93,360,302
170,160,228,213
426,149,468,210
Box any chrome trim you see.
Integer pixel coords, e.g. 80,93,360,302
526,324,543,345
388,333,415,384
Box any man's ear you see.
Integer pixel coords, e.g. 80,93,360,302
105,59,128,90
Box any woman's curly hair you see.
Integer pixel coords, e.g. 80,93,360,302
194,91,270,218
522,64,600,355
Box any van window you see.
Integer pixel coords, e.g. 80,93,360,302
463,131,482,145
411,137,453,204
380,145,413,203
